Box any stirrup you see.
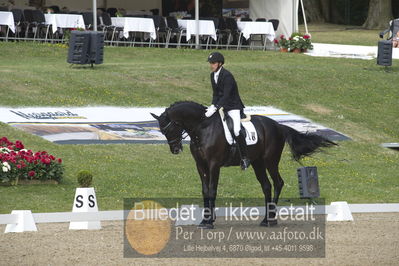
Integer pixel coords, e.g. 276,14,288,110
240,158,250,170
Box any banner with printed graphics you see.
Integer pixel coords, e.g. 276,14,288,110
0,106,350,144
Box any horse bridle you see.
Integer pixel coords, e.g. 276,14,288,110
160,119,188,145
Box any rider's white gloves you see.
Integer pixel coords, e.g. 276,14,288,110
205,104,217,117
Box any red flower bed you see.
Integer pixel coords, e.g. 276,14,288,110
0,137,63,184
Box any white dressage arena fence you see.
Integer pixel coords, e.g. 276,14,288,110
1,202,399,233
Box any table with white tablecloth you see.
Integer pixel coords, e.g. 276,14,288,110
237,21,275,41
44,14,86,34
111,17,156,40
0,11,15,33
177,19,217,42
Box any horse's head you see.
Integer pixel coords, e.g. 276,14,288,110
151,101,206,154
151,112,183,154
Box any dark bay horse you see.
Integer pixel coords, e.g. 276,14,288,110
151,101,336,228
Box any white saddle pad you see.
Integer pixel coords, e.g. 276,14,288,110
219,109,258,145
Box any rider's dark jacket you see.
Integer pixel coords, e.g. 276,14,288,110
211,67,245,111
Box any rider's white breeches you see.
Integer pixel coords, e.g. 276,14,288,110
227,109,241,137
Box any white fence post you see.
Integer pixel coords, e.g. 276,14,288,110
4,210,37,233
327,201,354,221
69,187,101,230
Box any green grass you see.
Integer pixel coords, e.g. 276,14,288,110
0,28,398,213
299,23,382,46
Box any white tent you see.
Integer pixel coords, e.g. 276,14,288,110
6,0,162,13
6,0,307,42
191,0,303,49
249,0,307,38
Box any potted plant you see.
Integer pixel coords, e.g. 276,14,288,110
289,33,302,53
0,137,63,185
274,34,290,52
288,33,313,53
77,170,93,187
300,34,313,52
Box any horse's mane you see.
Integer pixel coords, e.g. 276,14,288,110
167,101,206,112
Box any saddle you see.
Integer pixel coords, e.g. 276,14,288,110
218,108,258,146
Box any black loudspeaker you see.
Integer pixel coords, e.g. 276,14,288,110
67,32,90,64
377,40,392,66
89,31,104,65
67,31,104,66
297,166,320,198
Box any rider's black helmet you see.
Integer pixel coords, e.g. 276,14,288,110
207,52,224,64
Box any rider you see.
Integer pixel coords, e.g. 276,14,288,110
205,52,250,170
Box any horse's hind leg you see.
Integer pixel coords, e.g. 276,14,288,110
252,159,276,227
266,161,285,205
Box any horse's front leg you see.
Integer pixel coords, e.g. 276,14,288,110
191,146,212,228
198,163,220,229
194,160,212,228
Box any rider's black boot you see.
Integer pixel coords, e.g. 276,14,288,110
236,132,250,170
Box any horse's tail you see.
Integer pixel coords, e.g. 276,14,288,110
281,124,337,161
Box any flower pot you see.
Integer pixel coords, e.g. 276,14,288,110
280,48,288,53
0,181,12,186
292,48,301,53
0,178,59,186
17,179,59,185
302,48,308,53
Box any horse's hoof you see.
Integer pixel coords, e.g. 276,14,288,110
260,221,268,227
260,219,278,227
268,219,278,226
197,223,214,229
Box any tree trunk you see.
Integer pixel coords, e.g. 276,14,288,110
320,0,330,22
302,0,325,23
29,0,45,9
329,1,345,24
363,0,393,29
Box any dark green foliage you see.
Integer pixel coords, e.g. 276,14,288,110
77,170,93,188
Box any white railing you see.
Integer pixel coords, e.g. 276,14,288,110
1,203,398,232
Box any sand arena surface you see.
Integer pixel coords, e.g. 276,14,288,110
1,213,398,265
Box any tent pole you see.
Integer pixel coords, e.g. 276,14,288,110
300,0,309,34
93,0,97,32
195,0,199,49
